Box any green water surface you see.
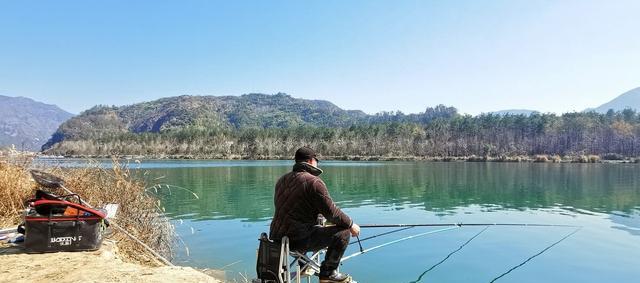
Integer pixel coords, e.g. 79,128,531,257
46,159,640,282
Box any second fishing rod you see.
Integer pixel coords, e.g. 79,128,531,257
359,223,581,228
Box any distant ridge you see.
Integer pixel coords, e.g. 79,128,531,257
592,87,640,113
42,93,368,150
0,95,73,151
41,93,457,151
489,109,539,116
39,92,640,159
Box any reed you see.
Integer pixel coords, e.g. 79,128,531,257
0,157,174,266
550,155,562,163
573,155,589,163
0,159,32,228
534,155,549,163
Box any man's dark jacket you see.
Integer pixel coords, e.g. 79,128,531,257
269,162,352,241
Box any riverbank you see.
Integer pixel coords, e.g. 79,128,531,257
0,240,222,283
0,158,224,282
3,147,639,163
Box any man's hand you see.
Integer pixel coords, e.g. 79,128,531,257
350,223,361,237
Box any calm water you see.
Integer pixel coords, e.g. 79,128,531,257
43,159,640,282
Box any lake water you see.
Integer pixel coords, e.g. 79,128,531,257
43,159,640,282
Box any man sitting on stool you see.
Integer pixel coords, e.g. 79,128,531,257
269,147,360,283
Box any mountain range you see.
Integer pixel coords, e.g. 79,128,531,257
41,93,368,148
2,86,640,152
0,95,73,151
591,87,640,113
41,94,460,151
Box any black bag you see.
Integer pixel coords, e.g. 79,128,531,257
24,199,107,253
256,233,283,283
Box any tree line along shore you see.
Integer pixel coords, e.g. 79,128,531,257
40,99,640,161
33,153,640,163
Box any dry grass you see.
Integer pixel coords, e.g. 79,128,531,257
0,159,32,228
0,157,174,266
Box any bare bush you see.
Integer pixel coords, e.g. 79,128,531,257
0,158,173,266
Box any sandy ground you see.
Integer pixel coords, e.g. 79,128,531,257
0,240,224,283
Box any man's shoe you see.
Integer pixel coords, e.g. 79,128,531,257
319,270,352,283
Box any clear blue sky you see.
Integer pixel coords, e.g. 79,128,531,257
1,0,639,115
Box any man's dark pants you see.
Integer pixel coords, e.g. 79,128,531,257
290,225,351,273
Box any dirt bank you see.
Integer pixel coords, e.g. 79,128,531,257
0,240,224,283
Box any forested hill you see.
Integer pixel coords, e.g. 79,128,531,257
43,93,640,159
42,93,365,148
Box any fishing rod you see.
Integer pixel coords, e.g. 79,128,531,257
348,226,414,246
360,223,581,228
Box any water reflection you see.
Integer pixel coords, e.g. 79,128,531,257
147,162,640,222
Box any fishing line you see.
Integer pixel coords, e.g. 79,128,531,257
488,227,582,283
410,226,489,283
341,226,460,262
340,223,581,267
